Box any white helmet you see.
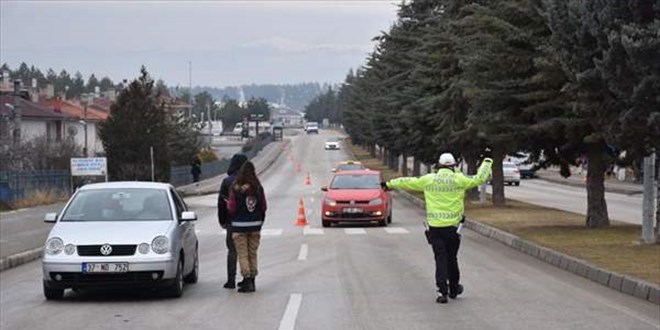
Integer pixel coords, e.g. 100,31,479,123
438,153,456,166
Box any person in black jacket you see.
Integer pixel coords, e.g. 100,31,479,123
227,161,267,293
191,155,202,183
217,153,248,289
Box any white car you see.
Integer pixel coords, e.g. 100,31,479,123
325,139,340,150
42,182,199,299
502,161,521,186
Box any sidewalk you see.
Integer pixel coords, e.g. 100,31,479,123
535,167,643,195
0,139,288,271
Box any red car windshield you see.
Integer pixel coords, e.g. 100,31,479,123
331,174,380,189
336,164,365,171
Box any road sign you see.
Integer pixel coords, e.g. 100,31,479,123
70,157,107,176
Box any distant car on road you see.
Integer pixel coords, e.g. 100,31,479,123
321,170,392,227
306,122,319,134
503,161,521,186
332,160,366,172
325,138,340,150
41,182,199,300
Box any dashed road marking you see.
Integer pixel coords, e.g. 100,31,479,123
297,244,308,261
279,293,303,330
262,229,284,236
303,227,324,235
344,228,366,235
384,227,410,234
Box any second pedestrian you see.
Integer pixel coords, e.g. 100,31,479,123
227,161,267,293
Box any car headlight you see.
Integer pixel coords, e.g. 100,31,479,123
64,244,76,255
151,236,170,254
369,198,383,206
138,243,150,254
324,198,337,206
45,237,64,255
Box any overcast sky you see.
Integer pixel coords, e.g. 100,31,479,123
0,1,399,87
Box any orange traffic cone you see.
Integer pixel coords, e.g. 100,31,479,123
305,173,312,185
295,198,309,226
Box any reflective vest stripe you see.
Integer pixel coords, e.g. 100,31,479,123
232,221,264,227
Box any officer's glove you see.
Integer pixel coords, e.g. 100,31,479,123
481,146,493,160
380,181,389,190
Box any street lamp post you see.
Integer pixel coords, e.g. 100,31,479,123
81,94,89,158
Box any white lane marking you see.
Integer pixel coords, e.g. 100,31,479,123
297,244,308,261
384,227,409,234
344,228,366,235
262,229,283,236
303,227,324,235
279,293,303,330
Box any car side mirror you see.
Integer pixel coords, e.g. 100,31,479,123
321,186,328,192
181,211,197,221
44,213,57,223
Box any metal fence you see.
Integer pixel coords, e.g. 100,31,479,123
0,170,72,206
0,137,274,207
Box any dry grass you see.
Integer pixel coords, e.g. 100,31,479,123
348,142,660,285
9,189,69,210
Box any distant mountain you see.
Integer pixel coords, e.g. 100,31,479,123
189,83,330,111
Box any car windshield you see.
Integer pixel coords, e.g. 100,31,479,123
331,174,380,189
336,164,364,171
61,188,173,221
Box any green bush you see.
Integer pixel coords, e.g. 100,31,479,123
198,148,218,163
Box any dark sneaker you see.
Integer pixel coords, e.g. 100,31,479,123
449,284,464,299
436,292,448,304
223,281,236,289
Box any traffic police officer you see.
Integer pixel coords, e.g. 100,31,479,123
385,151,492,303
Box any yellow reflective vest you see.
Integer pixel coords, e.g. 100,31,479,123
386,158,493,228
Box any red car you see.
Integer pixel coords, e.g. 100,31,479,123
321,170,392,227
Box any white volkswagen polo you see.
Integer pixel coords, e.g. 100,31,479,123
42,182,199,300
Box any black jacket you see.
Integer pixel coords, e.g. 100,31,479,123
218,154,248,227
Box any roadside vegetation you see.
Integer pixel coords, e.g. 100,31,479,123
310,1,660,231
348,141,660,285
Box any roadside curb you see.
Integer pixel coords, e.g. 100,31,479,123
0,247,43,272
393,189,660,305
0,140,289,273
536,175,642,196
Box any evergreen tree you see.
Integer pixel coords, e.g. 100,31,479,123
99,67,173,181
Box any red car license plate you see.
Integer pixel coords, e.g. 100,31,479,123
343,207,363,214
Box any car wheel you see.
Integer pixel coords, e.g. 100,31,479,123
165,256,184,298
184,245,199,284
322,221,331,228
43,281,64,300
514,182,520,186
387,212,392,224
379,218,387,227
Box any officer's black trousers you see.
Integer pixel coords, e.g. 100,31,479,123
429,226,461,295
226,227,237,281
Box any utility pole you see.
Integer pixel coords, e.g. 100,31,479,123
12,80,22,145
641,150,657,244
82,94,89,158
188,61,192,119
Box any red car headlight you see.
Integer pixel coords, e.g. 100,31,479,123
368,198,383,206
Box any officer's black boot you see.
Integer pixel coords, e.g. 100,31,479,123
449,284,464,299
436,291,448,304
236,278,247,289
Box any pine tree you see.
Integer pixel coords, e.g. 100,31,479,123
99,67,173,181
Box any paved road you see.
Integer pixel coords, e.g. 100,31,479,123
1,130,658,330
487,179,643,225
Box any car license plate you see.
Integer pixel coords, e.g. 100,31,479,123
82,262,128,273
343,207,363,214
